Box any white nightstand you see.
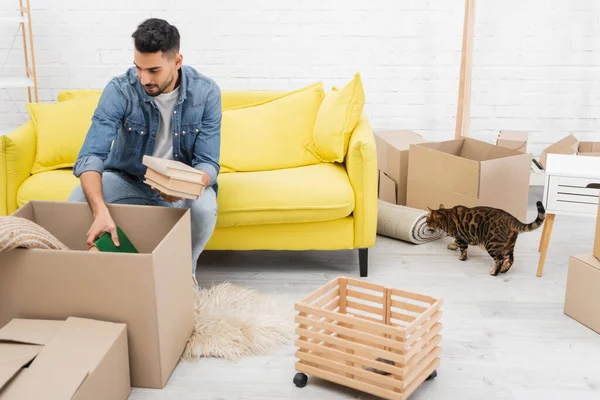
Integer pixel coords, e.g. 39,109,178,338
537,154,600,276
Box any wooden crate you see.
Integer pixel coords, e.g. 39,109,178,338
293,277,443,400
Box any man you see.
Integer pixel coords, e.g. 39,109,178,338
68,18,220,277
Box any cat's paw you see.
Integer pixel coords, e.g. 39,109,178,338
489,266,501,276
459,253,468,261
447,242,459,251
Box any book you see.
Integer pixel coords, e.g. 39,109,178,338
93,225,139,253
145,168,205,196
142,155,205,184
144,177,200,200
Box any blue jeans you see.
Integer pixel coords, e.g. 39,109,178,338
67,170,218,274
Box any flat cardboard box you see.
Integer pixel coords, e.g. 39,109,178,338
0,317,130,399
406,138,532,221
564,254,600,334
374,130,426,205
0,201,195,389
539,135,600,169
496,130,528,153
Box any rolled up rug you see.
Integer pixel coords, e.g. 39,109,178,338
0,216,69,252
377,200,446,244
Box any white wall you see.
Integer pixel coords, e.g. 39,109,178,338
1,0,599,157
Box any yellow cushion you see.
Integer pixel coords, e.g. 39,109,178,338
220,82,325,173
215,163,354,227
307,73,365,163
57,89,103,103
27,95,101,174
17,170,79,208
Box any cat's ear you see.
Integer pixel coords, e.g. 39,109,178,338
439,204,445,209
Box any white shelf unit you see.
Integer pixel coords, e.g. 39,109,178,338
1,0,38,119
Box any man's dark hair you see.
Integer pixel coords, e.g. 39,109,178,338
132,18,180,56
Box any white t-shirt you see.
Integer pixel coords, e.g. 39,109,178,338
152,86,180,159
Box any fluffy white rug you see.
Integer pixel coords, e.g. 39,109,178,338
181,282,295,362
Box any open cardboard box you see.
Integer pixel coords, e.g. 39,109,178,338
0,201,194,389
539,134,600,169
374,129,427,206
0,317,130,399
406,138,532,221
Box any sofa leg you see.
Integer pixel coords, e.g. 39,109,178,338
359,248,368,277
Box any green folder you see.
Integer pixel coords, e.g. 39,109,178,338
94,225,139,253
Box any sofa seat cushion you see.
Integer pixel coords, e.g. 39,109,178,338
215,163,355,227
17,170,79,208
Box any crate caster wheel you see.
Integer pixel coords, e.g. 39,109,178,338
426,370,438,381
293,372,308,388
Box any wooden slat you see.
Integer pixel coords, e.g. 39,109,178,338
295,327,405,365
312,287,339,308
349,312,384,325
295,362,403,400
401,358,439,399
294,339,406,378
345,277,385,294
406,324,442,362
402,347,441,390
406,299,444,335
390,288,438,305
299,278,339,304
295,315,405,352
324,298,338,311
390,311,416,324
406,311,443,348
390,299,428,314
295,303,406,337
346,288,384,305
346,300,384,317
405,334,441,370
296,351,399,389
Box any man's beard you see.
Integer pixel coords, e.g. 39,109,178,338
144,74,174,97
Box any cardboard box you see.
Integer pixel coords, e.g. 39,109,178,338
0,317,130,399
406,138,532,221
374,130,426,205
564,254,600,334
0,201,195,389
594,201,600,261
539,135,600,169
496,130,528,153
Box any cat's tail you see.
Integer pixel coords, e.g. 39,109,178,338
515,201,546,232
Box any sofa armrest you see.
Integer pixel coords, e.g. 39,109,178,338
345,113,378,248
0,121,36,215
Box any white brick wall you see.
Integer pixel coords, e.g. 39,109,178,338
1,0,599,157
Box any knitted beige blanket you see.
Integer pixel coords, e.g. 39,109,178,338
0,216,69,252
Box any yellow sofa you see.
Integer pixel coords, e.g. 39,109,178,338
0,83,378,276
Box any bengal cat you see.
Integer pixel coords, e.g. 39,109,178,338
425,201,546,276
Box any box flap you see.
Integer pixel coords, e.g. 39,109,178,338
578,141,600,155
378,171,397,204
0,317,124,399
0,345,42,392
572,253,600,272
0,319,62,346
496,130,528,152
374,130,425,151
540,135,579,169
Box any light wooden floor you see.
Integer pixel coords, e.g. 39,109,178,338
130,187,600,400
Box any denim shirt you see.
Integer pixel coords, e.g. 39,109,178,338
73,65,222,194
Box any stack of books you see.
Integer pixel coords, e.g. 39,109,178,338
142,155,206,200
